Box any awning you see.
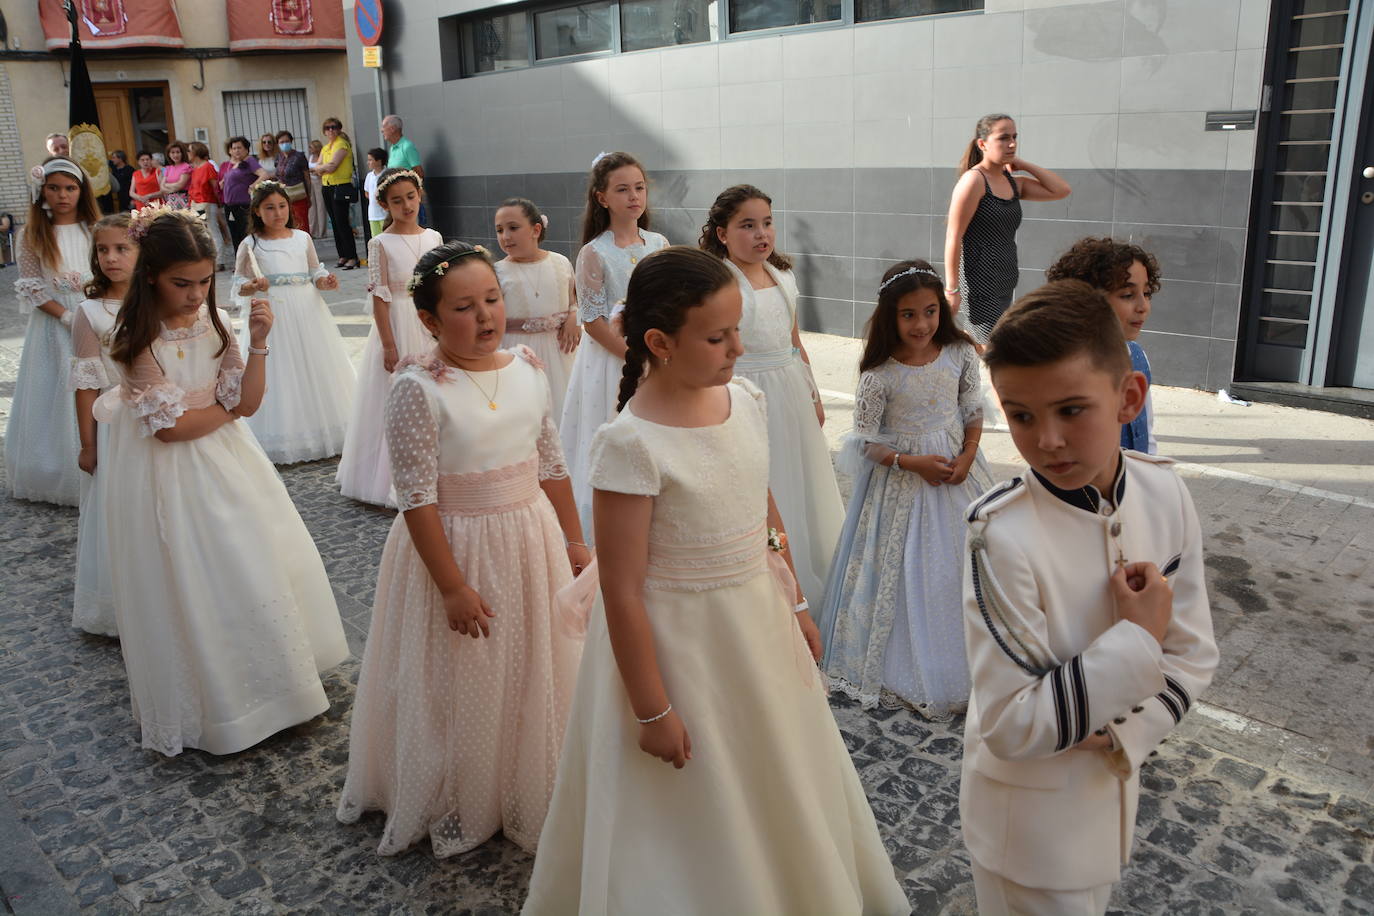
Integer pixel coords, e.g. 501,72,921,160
39,0,185,51
228,0,347,52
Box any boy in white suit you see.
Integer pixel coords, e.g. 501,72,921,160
959,280,1218,915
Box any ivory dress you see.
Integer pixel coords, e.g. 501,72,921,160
524,379,909,916
68,297,123,636
816,345,992,718
337,348,581,856
725,259,845,604
7,223,91,506
97,306,350,756
231,230,357,463
496,252,577,422
336,229,443,505
558,228,668,542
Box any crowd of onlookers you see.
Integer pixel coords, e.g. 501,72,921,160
10,114,426,273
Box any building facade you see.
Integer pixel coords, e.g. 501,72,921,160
346,0,1372,397
1,0,351,219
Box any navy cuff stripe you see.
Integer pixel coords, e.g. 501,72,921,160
1052,665,1071,752
1069,656,1090,745
1165,675,1191,713
1156,691,1183,724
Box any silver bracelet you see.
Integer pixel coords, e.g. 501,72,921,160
247,344,269,356
636,704,672,724
794,598,810,614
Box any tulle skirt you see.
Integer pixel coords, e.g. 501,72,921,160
5,310,81,506
502,328,575,426
239,282,356,463
736,356,845,605
102,403,350,756
523,568,909,915
73,419,117,637
559,336,622,542
337,468,580,856
336,295,433,506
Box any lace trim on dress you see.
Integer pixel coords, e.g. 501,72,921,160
130,381,188,436
512,344,545,371
14,278,51,312
160,314,211,341
68,357,111,392
828,675,963,722
508,314,566,334
216,367,244,411
432,457,542,516
537,414,569,481
395,354,452,383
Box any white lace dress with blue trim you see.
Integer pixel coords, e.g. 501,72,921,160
6,223,91,506
97,305,349,756
815,344,993,718
558,228,668,542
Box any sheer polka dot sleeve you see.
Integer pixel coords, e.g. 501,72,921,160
67,306,110,391
588,422,659,496
957,342,985,426
385,371,441,510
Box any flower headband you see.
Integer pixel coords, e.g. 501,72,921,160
127,202,206,241
254,179,288,196
406,245,491,293
377,168,423,198
879,266,941,293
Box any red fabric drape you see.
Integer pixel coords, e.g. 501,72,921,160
39,0,185,50
227,0,346,52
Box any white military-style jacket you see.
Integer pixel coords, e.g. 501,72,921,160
958,450,1218,891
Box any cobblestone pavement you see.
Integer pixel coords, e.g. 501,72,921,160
2,257,1373,914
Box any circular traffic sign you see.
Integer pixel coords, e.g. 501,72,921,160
355,0,384,47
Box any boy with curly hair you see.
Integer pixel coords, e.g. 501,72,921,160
1047,238,1162,454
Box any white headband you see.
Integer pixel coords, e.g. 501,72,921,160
42,158,86,180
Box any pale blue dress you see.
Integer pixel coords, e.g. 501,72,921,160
816,343,992,718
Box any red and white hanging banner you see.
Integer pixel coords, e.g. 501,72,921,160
228,0,346,52
40,0,185,50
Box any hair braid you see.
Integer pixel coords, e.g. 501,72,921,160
616,337,650,413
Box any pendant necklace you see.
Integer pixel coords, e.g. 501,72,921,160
460,366,500,410
515,257,546,302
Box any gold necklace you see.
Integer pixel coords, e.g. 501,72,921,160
512,256,546,300
459,365,500,410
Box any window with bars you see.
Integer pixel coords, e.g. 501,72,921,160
223,89,313,156
1254,0,1349,356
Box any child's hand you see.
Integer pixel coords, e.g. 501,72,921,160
247,299,273,347
567,542,592,576
910,454,954,486
796,610,823,662
557,314,582,353
443,584,495,638
382,343,400,373
946,452,974,486
1074,732,1113,752
639,709,691,769
1111,562,1172,646
315,273,339,292
253,276,270,292
78,446,97,475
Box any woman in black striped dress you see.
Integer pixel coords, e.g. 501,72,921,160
944,114,1072,345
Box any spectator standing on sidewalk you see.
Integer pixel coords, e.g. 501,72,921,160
318,118,359,270
274,129,312,233
110,150,135,213
382,115,426,225
220,136,268,252
307,139,329,238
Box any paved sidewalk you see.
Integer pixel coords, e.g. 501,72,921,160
1,258,1372,914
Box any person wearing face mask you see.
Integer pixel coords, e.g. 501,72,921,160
274,130,311,232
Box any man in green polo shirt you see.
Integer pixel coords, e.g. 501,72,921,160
383,114,426,224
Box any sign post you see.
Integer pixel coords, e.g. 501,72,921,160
354,0,386,145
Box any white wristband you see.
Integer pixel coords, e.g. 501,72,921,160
247,344,269,356
636,704,672,725
794,599,809,614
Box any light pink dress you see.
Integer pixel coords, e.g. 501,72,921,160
337,347,582,857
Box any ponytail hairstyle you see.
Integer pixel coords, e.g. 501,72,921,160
84,213,135,299
958,113,1014,172
375,167,423,230
616,246,735,411
860,259,976,373
112,209,228,367
24,156,100,273
246,180,296,236
698,184,792,271
497,197,548,243
409,240,497,325
580,151,650,246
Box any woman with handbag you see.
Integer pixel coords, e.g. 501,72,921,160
274,130,312,232
317,118,359,270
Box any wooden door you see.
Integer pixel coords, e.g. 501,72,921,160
93,86,133,156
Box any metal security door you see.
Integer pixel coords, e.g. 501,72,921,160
223,89,312,151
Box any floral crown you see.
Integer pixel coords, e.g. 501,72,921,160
253,179,288,197
879,265,941,294
406,245,491,293
377,168,423,198
127,202,206,241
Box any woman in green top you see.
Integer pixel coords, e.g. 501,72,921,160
317,117,359,269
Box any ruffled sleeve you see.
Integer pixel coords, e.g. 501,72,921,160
588,420,659,496
304,231,330,281
957,343,985,426
14,235,57,316
385,369,440,510
216,315,245,411
366,237,390,304
122,347,187,437
575,243,609,323
837,369,891,477
231,238,259,314
67,305,110,391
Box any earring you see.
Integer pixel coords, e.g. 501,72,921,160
663,356,670,367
